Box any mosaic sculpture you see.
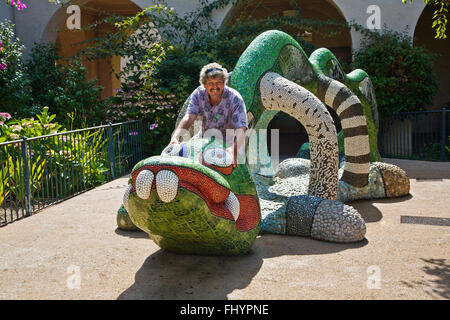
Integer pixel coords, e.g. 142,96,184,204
119,30,410,255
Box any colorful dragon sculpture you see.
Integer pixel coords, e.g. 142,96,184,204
118,30,410,255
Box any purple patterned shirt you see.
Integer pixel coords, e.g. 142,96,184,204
187,86,248,145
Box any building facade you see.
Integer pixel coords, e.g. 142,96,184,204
0,0,448,107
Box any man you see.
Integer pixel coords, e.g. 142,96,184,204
168,62,248,167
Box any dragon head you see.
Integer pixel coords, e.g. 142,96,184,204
122,137,261,255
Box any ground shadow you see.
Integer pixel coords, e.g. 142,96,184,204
348,193,413,223
400,258,450,299
117,234,368,300
349,200,383,223
372,194,413,204
114,228,148,239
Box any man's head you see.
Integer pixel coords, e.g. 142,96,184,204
200,63,229,102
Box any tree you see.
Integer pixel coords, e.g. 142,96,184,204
402,0,449,39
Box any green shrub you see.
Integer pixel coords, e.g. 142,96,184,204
352,29,439,118
48,59,106,127
0,108,108,207
0,23,107,128
25,44,106,127
0,20,30,116
0,107,64,143
23,43,62,117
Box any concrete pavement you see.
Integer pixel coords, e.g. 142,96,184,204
0,158,448,299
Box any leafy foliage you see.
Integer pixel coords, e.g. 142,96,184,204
352,28,439,118
0,107,64,143
25,44,107,127
0,108,109,209
402,0,449,39
0,22,106,127
23,43,62,116
0,20,30,116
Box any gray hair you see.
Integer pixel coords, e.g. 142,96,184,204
199,62,229,85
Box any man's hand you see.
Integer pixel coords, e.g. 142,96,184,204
165,113,197,149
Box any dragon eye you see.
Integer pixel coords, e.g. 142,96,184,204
161,144,189,157
203,148,233,168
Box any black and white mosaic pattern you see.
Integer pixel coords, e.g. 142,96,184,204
317,75,370,188
260,72,339,200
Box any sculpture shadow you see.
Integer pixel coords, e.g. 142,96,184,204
350,200,384,223
347,193,413,223
371,193,413,204
117,234,368,300
114,228,148,239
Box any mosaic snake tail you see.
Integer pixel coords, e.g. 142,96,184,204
316,75,370,188
259,72,339,200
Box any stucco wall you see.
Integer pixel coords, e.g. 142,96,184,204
12,0,60,58
6,0,431,57
213,0,427,50
333,0,426,50
0,3,14,23
10,0,145,59
133,0,231,27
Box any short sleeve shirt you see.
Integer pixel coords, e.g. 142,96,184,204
187,86,248,145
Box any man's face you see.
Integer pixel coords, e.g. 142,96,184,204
204,76,225,102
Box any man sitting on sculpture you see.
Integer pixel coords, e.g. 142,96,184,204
168,62,248,167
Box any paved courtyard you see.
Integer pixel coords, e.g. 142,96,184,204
0,158,448,300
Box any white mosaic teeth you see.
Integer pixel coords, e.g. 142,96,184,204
155,170,179,203
224,191,240,221
136,170,154,200
123,184,132,212
203,148,233,167
124,169,240,222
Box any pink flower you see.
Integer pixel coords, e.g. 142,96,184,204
0,62,6,71
149,123,158,130
0,112,11,121
8,0,27,11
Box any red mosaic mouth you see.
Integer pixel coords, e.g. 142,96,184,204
130,165,260,232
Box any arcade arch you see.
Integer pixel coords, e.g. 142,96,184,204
414,4,450,109
42,0,141,99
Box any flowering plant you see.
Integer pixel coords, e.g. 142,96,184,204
5,0,26,11
0,40,6,71
1,0,29,75
0,107,64,142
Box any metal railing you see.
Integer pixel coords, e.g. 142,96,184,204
0,120,147,226
378,107,449,161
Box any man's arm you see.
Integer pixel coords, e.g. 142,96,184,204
169,113,197,145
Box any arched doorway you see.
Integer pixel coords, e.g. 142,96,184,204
224,0,352,61
224,0,350,157
44,0,141,99
414,4,450,109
